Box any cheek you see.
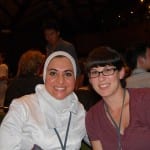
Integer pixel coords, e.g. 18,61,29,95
45,76,56,88
45,79,52,89
45,75,53,82
89,78,97,87
68,79,76,88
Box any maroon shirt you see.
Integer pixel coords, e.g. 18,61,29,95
86,88,150,150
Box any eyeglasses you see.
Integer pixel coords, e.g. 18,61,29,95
88,67,117,78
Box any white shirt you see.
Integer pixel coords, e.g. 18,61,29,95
0,84,88,150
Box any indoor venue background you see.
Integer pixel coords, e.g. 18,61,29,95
0,0,150,76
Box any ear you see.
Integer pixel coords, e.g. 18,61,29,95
138,56,145,66
119,67,126,80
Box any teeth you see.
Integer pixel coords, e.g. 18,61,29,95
55,87,65,91
99,84,109,88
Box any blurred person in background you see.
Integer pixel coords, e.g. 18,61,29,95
43,19,80,76
0,52,8,109
0,51,89,150
4,49,45,108
125,42,150,88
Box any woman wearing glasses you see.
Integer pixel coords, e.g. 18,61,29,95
85,46,150,150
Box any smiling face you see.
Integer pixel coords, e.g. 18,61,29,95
45,56,76,100
89,65,125,98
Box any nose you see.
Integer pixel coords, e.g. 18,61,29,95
98,72,105,81
57,74,65,84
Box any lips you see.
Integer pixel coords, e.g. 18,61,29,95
54,86,66,91
99,83,110,88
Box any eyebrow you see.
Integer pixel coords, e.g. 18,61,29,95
47,68,57,71
92,65,115,69
47,68,74,72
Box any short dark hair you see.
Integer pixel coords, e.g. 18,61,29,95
86,46,125,72
125,42,150,70
42,19,60,32
86,46,126,87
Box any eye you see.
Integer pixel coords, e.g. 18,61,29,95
105,68,112,72
64,71,73,77
49,70,57,77
103,68,116,75
90,70,98,75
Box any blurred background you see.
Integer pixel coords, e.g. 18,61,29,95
0,0,150,76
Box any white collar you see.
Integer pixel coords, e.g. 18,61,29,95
36,84,78,114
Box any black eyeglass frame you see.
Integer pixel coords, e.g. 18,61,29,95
88,67,117,78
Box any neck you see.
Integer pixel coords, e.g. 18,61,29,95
104,88,126,112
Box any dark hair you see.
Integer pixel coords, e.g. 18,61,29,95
86,46,125,72
86,46,126,87
42,19,60,32
125,42,150,70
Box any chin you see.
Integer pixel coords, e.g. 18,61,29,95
55,95,68,100
53,91,72,100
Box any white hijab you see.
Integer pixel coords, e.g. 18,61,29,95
43,51,77,83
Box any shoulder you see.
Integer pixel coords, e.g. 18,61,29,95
86,100,103,118
86,101,104,133
128,88,150,96
10,94,38,111
2,94,39,129
128,88,150,119
89,100,103,111
126,75,150,88
58,39,75,51
128,88,150,105
60,39,73,46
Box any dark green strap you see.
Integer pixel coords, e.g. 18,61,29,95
54,112,72,150
104,89,126,150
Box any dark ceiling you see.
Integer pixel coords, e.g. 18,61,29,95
0,0,149,34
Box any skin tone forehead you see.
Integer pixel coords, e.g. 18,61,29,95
47,56,74,72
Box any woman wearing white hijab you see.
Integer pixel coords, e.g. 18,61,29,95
0,51,89,150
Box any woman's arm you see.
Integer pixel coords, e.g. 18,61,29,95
0,100,25,149
91,140,103,150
